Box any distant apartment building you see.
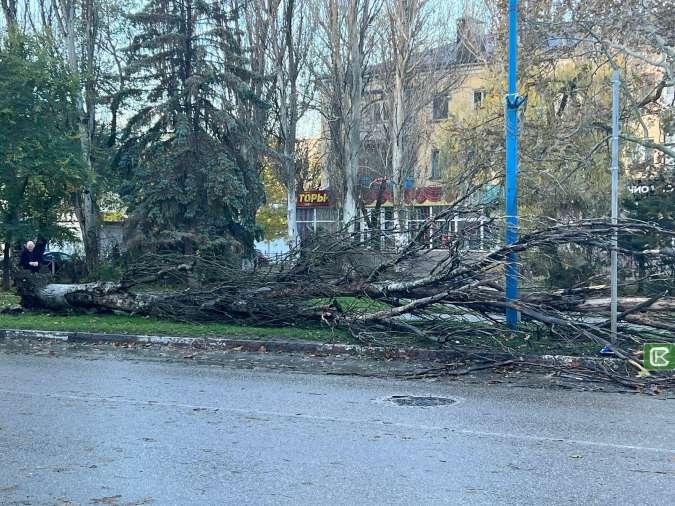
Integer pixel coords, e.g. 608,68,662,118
299,17,498,250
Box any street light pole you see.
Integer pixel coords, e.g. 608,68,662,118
505,0,523,327
610,71,621,345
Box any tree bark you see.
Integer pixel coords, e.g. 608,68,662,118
23,281,154,312
287,183,299,243
387,0,412,250
392,65,406,249
318,0,376,231
61,0,100,272
381,0,456,249
1,0,18,30
2,242,11,291
276,0,302,244
12,268,330,325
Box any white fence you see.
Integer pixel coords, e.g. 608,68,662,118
297,205,498,252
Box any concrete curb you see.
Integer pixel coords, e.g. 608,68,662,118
0,328,622,369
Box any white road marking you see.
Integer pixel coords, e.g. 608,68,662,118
1,388,674,454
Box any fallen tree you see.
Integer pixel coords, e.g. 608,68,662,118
12,215,675,388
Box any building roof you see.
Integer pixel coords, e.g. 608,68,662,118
367,17,494,78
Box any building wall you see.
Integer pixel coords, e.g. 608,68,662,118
317,31,671,209
50,219,125,257
418,65,488,185
319,62,491,195
99,223,125,256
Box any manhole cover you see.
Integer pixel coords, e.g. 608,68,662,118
386,395,456,407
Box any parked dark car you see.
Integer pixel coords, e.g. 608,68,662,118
42,251,73,273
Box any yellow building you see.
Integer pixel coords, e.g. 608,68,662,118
304,17,496,249
356,17,492,194
309,17,674,247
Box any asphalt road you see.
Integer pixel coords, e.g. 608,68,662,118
1,344,675,505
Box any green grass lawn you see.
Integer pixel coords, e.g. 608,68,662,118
0,291,20,308
0,289,616,354
0,288,349,342
1,315,348,348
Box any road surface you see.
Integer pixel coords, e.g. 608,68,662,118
1,342,674,505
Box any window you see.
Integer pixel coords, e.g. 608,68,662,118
473,90,485,109
297,208,339,240
373,101,382,122
430,149,441,179
432,95,448,120
630,138,655,166
644,138,654,165
370,100,389,123
407,206,432,246
381,102,390,122
432,212,452,250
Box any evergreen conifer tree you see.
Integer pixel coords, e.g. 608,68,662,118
117,0,266,256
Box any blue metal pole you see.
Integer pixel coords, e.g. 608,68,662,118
505,0,521,327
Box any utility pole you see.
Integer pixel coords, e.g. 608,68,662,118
610,71,621,345
505,0,524,327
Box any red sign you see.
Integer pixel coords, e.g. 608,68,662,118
297,190,330,207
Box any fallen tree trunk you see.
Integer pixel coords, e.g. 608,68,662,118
10,218,675,390
13,219,675,329
572,297,675,313
14,271,160,314
13,269,334,325
624,315,675,333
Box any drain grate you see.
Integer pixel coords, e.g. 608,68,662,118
386,395,456,407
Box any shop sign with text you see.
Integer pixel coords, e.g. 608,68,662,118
297,191,330,207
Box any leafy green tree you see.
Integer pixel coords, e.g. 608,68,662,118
0,33,85,289
257,162,288,241
116,0,266,257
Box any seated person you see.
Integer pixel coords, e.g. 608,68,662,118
19,241,42,273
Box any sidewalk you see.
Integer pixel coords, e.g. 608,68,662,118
0,327,621,371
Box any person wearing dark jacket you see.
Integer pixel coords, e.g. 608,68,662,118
20,241,42,273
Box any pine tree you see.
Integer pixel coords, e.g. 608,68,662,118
116,0,266,257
